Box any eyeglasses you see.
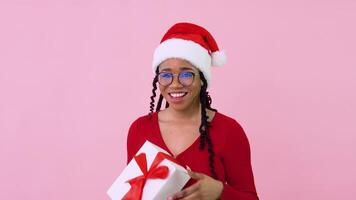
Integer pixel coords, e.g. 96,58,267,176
158,71,197,86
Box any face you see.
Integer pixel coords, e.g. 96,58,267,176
158,58,202,112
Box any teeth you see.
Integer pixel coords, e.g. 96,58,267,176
170,92,186,98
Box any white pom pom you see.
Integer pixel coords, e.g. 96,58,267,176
211,50,227,67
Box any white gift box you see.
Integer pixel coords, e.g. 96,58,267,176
107,140,190,200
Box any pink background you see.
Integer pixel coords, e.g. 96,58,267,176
1,0,355,199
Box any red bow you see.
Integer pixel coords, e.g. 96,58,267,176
122,152,179,200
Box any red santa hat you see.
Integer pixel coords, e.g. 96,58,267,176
152,22,226,87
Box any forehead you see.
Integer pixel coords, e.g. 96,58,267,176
158,58,198,72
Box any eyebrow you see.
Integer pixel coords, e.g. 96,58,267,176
160,66,195,72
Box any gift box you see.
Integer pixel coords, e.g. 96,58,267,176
107,140,190,200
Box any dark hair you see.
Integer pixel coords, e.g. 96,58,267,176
149,68,218,178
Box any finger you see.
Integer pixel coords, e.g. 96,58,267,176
185,165,192,171
187,169,205,180
171,182,200,199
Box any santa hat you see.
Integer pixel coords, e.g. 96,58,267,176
152,22,226,87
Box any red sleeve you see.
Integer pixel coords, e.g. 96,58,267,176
219,120,259,200
126,118,141,165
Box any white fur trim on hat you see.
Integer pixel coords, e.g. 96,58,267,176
152,38,212,87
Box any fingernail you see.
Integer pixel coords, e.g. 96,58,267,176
186,165,191,171
167,197,173,200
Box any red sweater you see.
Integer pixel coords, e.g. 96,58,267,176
126,111,259,200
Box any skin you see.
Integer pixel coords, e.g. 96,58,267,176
157,58,224,200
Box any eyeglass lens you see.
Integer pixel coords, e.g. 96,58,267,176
158,71,195,86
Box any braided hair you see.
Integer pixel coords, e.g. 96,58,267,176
148,69,218,179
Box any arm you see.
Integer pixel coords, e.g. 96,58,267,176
220,120,259,200
126,119,140,165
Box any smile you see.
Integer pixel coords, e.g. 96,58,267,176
168,92,188,98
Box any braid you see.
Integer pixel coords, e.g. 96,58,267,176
206,92,217,112
156,94,163,112
198,71,218,179
149,69,159,117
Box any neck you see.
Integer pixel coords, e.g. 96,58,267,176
166,101,201,122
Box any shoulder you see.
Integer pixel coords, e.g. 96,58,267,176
214,112,245,131
213,112,249,144
126,112,158,162
129,112,157,130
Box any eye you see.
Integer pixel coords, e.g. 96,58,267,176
180,71,194,78
160,72,173,78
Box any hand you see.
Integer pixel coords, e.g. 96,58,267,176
167,166,224,200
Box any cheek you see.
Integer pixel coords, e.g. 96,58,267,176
158,85,167,95
188,85,201,98
194,87,201,97
191,81,202,94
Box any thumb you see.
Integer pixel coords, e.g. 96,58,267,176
186,165,204,180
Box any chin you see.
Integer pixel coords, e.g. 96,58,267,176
169,104,190,111
169,99,199,112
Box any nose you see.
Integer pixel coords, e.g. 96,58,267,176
170,75,183,88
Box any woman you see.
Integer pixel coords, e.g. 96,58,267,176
126,22,259,200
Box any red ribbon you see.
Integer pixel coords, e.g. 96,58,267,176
122,152,180,200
